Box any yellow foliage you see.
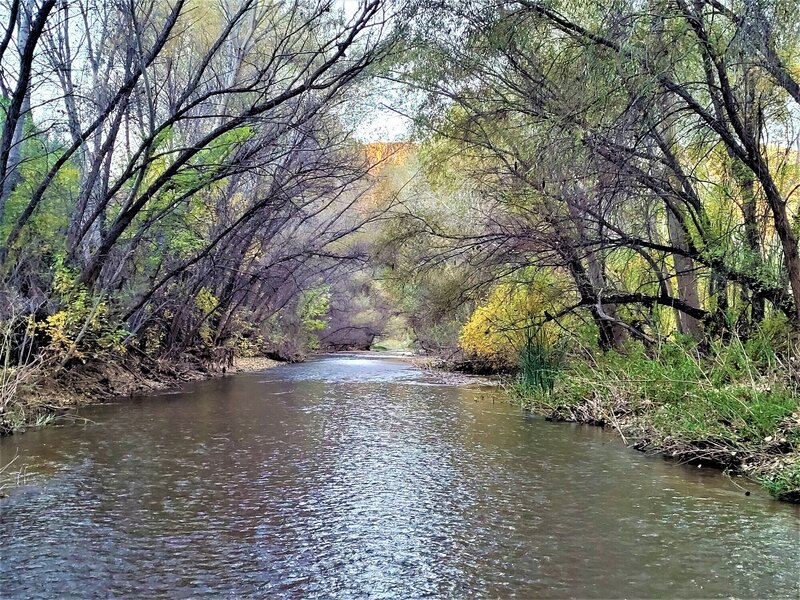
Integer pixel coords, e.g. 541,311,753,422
43,286,126,360
363,142,413,175
195,287,219,345
460,279,559,365
45,311,73,351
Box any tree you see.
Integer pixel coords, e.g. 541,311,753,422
381,0,800,360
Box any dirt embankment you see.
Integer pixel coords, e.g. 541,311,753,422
1,354,280,435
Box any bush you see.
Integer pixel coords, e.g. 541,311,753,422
757,460,800,502
43,259,127,363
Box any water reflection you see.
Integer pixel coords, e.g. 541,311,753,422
1,354,798,598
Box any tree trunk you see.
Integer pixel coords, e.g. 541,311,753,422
667,209,703,339
0,0,31,219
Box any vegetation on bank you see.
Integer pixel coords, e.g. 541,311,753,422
367,1,800,501
0,2,399,432
508,333,800,501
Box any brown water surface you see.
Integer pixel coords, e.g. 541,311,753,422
1,354,798,598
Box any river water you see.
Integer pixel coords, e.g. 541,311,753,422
0,354,798,598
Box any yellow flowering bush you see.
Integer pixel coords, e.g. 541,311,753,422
460,276,563,367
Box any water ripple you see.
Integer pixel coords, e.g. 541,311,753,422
1,355,798,598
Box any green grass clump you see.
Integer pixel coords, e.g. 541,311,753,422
757,459,800,502
649,386,797,443
517,340,563,395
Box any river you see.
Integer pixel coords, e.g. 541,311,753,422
1,354,798,598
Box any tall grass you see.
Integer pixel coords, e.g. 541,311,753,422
0,313,46,434
518,336,563,395
514,329,800,500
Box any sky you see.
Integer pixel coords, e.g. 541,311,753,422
338,0,414,142
353,96,414,142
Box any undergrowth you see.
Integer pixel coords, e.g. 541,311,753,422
517,337,564,395
514,333,800,502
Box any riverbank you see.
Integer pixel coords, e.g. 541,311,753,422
499,343,800,503
0,354,280,435
525,394,800,503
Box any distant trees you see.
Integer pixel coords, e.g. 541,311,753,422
384,0,800,358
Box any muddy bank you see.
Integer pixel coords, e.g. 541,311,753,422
1,354,280,435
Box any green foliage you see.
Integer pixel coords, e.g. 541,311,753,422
517,336,564,395
370,316,414,351
194,287,219,345
757,460,800,501
650,387,796,444
225,309,265,358
254,285,334,360
515,332,799,498
299,286,331,351
1,122,78,249
543,337,797,421
43,257,127,360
